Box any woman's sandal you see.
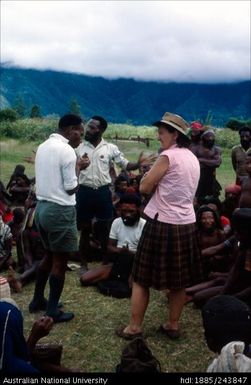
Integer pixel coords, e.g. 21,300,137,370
158,325,180,339
116,326,143,340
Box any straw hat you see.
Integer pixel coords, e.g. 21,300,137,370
153,112,190,138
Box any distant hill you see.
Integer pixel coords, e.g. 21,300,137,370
0,66,250,125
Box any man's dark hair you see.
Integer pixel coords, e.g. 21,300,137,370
91,116,108,132
115,175,129,186
202,295,251,353
239,126,251,135
201,196,222,212
58,114,83,129
119,193,141,208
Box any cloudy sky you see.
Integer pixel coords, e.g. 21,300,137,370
1,0,250,83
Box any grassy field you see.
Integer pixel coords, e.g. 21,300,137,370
0,136,236,373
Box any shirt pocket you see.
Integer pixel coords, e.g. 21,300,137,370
99,153,110,170
99,152,109,162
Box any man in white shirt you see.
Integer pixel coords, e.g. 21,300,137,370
75,116,153,270
29,114,89,323
80,193,146,286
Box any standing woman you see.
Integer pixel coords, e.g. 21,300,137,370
117,112,204,339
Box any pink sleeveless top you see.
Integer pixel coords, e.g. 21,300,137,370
144,145,200,224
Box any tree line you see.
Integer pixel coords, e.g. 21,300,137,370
0,95,250,132
0,96,81,122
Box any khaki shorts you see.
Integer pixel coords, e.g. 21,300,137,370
35,201,78,253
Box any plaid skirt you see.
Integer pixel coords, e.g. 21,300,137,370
132,217,205,290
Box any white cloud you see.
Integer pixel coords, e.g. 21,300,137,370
1,0,250,83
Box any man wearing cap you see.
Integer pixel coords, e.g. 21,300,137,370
193,128,222,204
189,121,204,154
116,112,204,341
75,116,155,271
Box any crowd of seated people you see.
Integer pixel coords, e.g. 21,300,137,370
0,165,45,293
185,151,251,309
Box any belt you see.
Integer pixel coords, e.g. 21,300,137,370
81,184,110,190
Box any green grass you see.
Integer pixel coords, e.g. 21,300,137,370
0,137,236,373
11,273,214,373
0,139,37,184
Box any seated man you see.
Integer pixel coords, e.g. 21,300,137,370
185,205,227,302
8,174,31,206
202,295,251,372
197,205,226,273
80,194,146,293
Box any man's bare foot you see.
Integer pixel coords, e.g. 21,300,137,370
7,266,22,293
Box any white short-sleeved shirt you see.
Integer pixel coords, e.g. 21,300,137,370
76,139,129,188
35,133,78,206
109,217,146,252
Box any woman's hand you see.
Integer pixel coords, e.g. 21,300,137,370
139,154,169,195
138,152,157,168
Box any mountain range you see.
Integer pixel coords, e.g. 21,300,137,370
0,66,250,125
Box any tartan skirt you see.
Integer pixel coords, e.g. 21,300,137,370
132,217,205,290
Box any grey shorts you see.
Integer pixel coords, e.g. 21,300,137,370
35,201,78,253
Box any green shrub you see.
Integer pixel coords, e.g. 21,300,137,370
0,118,57,142
215,128,239,149
0,108,19,122
225,118,251,131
